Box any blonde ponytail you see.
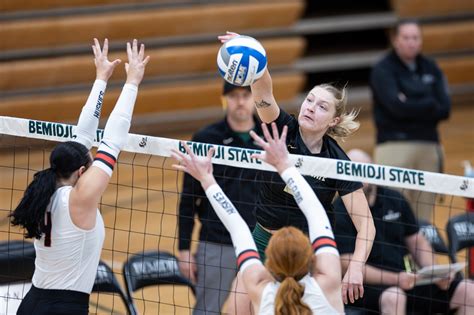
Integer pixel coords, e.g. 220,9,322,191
317,83,360,140
327,107,360,139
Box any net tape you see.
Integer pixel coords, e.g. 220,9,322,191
0,115,472,198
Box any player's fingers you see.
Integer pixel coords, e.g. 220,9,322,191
206,147,215,159
112,59,122,67
92,45,98,58
347,284,355,304
181,141,194,158
126,42,132,61
249,130,266,147
143,55,150,66
171,148,185,158
103,38,109,56
353,284,359,300
138,43,145,60
170,153,185,166
250,153,264,161
271,122,279,140
280,125,288,143
94,38,101,55
341,284,348,304
171,164,187,172
261,123,273,143
358,284,364,298
132,39,138,56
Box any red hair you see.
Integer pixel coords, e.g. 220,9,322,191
265,227,313,315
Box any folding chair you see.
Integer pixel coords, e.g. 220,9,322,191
418,219,449,256
92,260,135,315
123,251,195,314
446,213,474,265
0,240,35,284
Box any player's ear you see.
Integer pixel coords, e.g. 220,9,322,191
78,165,87,177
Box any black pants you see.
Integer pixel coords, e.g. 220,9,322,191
349,277,462,314
17,285,89,315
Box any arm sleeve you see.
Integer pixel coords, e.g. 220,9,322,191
92,83,137,177
74,80,107,149
178,173,201,250
205,184,262,272
370,65,438,120
280,167,339,256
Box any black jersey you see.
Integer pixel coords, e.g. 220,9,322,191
256,109,362,232
333,187,419,272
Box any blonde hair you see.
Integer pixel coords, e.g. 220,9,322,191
265,227,313,315
317,83,360,139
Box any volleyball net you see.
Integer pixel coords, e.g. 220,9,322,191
0,116,473,314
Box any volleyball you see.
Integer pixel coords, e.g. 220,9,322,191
217,35,267,86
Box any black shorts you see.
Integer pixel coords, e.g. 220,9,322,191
17,285,90,315
348,277,462,314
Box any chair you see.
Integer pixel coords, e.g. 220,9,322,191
92,260,135,315
0,240,35,284
446,213,474,264
123,251,195,313
417,219,450,256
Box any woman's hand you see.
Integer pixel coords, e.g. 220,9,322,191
171,142,216,190
341,261,364,304
398,271,418,291
92,38,121,82
250,122,291,173
217,31,240,43
124,39,150,87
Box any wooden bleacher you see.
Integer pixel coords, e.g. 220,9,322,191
0,38,306,91
0,0,306,135
0,73,304,123
438,57,474,85
0,2,303,52
422,21,474,54
0,0,296,12
391,0,474,18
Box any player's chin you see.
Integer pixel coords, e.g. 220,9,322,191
298,117,316,131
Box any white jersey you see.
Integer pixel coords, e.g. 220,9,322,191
259,274,340,315
32,186,105,294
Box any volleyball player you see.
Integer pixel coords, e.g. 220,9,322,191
10,38,149,314
172,122,344,314
218,32,375,306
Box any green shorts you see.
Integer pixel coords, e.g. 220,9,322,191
252,223,273,263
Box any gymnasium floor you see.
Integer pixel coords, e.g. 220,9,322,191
0,105,472,314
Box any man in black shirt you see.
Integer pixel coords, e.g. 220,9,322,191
178,82,262,314
370,19,451,222
333,149,473,314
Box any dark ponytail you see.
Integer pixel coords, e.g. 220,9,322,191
10,141,91,239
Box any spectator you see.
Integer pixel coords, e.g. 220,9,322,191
177,82,262,315
370,19,451,222
333,149,473,315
